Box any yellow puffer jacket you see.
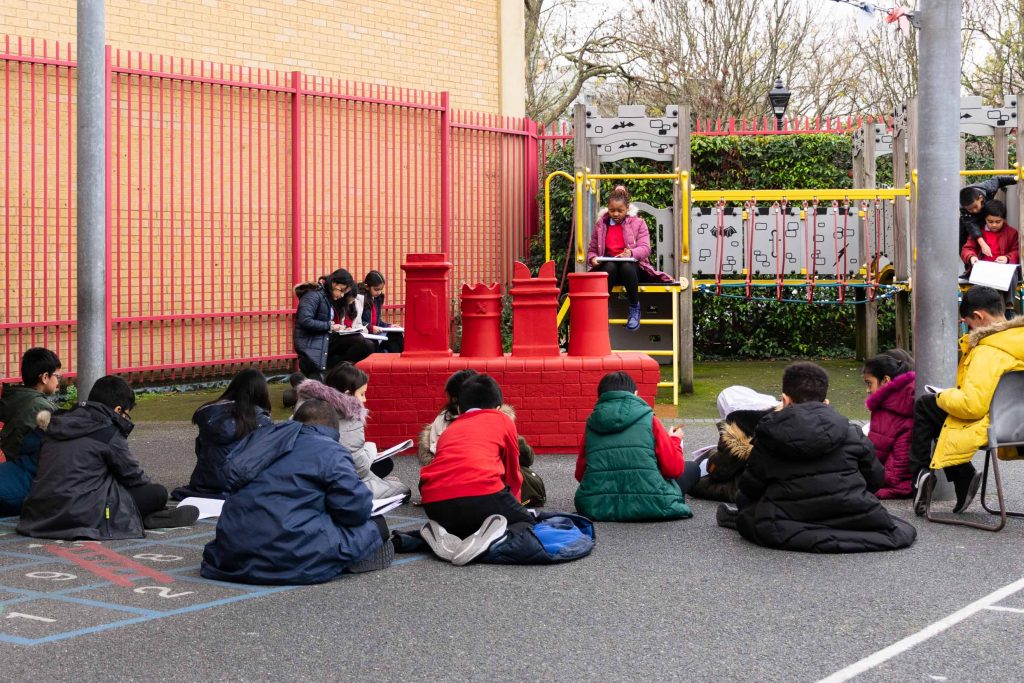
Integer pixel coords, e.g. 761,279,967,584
932,317,1024,468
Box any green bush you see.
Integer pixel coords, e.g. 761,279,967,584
533,135,903,359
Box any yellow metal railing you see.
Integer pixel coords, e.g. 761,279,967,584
959,164,1021,179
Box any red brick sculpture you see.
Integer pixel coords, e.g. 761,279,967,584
360,256,660,453
459,282,503,358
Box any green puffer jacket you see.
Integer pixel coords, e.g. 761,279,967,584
575,391,692,522
0,385,54,459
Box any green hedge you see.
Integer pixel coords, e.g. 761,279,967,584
530,135,900,359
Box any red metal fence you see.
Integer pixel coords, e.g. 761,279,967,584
1,36,535,382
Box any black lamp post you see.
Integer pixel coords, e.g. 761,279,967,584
767,76,791,131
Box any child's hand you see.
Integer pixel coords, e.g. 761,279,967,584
618,248,632,258
331,323,343,333
589,256,599,267
970,256,979,265
980,239,993,258
996,256,1008,264
669,426,684,439
371,325,383,334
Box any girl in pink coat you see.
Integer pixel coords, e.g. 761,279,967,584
586,185,672,330
863,351,916,499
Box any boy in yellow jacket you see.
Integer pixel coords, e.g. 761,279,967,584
912,286,1024,515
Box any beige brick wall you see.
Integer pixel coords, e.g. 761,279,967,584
1,0,508,112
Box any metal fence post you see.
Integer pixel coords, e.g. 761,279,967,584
77,0,107,398
291,70,303,286
440,91,451,255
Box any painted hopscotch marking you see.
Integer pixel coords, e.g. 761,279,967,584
818,576,1024,682
47,545,175,587
0,511,430,646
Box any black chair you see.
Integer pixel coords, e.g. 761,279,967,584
927,371,1024,531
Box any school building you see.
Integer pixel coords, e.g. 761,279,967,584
1,0,526,114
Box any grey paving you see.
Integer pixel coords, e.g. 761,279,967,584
3,421,1024,682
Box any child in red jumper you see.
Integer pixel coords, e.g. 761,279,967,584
419,374,531,538
961,200,1020,271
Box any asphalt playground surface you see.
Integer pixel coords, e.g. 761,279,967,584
4,420,1024,682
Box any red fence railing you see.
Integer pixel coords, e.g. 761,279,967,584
1,36,535,382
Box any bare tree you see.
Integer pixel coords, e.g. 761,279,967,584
525,0,633,125
963,0,1024,103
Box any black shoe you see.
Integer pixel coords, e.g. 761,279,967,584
716,503,739,530
952,466,982,514
143,505,200,530
282,388,297,409
347,539,395,573
913,470,936,517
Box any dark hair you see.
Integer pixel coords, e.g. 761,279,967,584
863,353,912,383
324,361,369,394
879,347,914,371
194,368,271,439
443,368,479,418
20,347,61,386
358,270,386,298
457,374,502,412
323,269,358,321
88,375,137,411
607,184,630,206
960,186,984,208
960,285,1006,318
293,398,339,428
597,371,638,395
982,199,1007,220
782,362,829,404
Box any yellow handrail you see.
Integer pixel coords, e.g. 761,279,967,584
690,188,909,202
543,170,576,262
575,171,586,262
680,171,690,263
959,165,1022,178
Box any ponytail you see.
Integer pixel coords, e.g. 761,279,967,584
607,184,631,207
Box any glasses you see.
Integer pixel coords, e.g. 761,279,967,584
49,372,62,381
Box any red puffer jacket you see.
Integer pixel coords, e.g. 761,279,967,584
865,371,916,499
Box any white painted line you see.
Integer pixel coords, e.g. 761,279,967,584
984,605,1024,614
818,576,1024,683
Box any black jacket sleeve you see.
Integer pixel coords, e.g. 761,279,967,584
296,291,331,333
104,435,151,488
996,175,1018,191
849,426,884,492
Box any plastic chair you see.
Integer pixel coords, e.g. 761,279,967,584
927,371,1024,531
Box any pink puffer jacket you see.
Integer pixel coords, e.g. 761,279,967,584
865,371,916,499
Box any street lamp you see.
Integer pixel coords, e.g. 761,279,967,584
767,76,791,131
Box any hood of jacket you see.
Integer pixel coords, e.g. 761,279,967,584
295,379,368,422
719,421,754,461
597,206,639,220
222,421,340,492
865,371,916,416
967,316,1024,354
294,280,325,298
586,391,652,435
754,402,849,461
47,402,133,441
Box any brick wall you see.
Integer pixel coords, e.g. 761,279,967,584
1,0,503,112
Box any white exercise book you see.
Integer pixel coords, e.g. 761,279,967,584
381,327,404,333
361,332,388,341
968,260,1019,291
372,494,406,516
176,497,225,520
373,439,414,463
594,256,637,262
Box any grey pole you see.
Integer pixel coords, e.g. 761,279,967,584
77,0,107,401
914,1,961,499
914,1,961,391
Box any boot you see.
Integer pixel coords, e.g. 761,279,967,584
626,303,641,331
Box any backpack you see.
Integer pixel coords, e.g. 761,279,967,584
479,512,595,565
520,466,547,507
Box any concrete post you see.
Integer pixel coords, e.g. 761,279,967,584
77,0,107,400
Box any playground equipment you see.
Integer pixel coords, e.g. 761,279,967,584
546,97,1024,397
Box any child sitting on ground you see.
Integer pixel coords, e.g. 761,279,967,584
574,371,694,521
863,351,916,499
172,368,274,500
0,348,62,515
688,386,779,503
18,376,199,539
418,374,530,563
719,362,917,553
294,362,411,501
201,399,393,584
418,368,546,506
